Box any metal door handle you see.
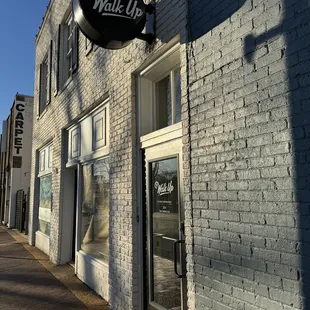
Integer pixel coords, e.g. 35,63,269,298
174,240,186,278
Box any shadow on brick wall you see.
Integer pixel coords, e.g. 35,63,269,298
243,0,310,307
186,0,247,43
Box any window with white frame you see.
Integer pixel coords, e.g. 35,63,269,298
81,157,110,262
154,67,181,129
40,149,46,172
38,144,53,236
63,14,78,84
48,144,53,168
66,101,110,263
67,102,109,163
139,45,181,136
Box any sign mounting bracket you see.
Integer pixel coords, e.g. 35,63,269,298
136,3,156,45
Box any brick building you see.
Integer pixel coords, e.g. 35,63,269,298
0,94,33,232
28,0,310,309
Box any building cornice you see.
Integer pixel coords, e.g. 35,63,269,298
35,0,55,44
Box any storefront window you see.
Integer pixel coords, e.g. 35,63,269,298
81,157,109,262
38,174,52,236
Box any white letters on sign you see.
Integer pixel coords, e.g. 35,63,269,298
93,0,144,20
154,181,174,196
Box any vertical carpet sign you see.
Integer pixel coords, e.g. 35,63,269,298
13,102,25,168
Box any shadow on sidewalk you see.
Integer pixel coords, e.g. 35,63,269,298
0,255,49,261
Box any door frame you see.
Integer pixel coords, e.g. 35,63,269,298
142,137,187,310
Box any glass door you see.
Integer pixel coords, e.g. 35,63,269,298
146,155,187,310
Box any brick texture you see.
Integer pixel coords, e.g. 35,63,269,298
186,0,310,309
28,0,187,309
28,0,310,309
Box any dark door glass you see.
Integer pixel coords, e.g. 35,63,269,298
150,157,181,309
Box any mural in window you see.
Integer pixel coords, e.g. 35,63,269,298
38,174,52,236
81,157,109,262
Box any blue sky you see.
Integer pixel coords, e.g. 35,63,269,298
0,1,50,126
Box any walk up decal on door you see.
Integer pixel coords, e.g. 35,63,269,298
152,158,178,214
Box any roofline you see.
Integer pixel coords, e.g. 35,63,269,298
15,93,34,99
35,0,55,44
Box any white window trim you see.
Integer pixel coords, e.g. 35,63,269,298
77,156,110,264
69,125,81,160
140,122,182,149
59,13,78,90
138,43,181,138
78,250,109,268
38,143,53,177
66,100,110,167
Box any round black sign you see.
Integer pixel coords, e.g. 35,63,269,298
72,0,147,50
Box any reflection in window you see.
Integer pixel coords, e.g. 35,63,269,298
150,157,181,309
155,68,181,130
40,150,45,172
38,174,52,236
81,157,109,262
174,68,181,123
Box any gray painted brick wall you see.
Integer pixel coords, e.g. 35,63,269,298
186,0,310,309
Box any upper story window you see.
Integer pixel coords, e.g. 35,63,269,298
53,13,79,94
38,43,52,116
138,44,182,136
39,149,46,172
67,100,110,165
39,143,53,176
63,15,77,83
155,68,181,129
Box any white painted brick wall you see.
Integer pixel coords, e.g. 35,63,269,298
28,0,310,309
28,0,187,309
186,0,310,309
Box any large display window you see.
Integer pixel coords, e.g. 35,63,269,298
37,143,53,236
38,174,52,236
81,157,109,262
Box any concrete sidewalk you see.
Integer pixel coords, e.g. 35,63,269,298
0,226,109,309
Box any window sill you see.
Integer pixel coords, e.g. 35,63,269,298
38,170,52,178
35,230,50,239
66,146,110,167
58,75,73,96
78,250,109,268
140,122,182,149
37,105,49,120
66,158,79,168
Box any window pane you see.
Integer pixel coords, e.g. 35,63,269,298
155,75,172,130
48,145,53,168
81,158,109,262
38,175,52,236
174,68,181,123
151,158,181,308
40,150,45,172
